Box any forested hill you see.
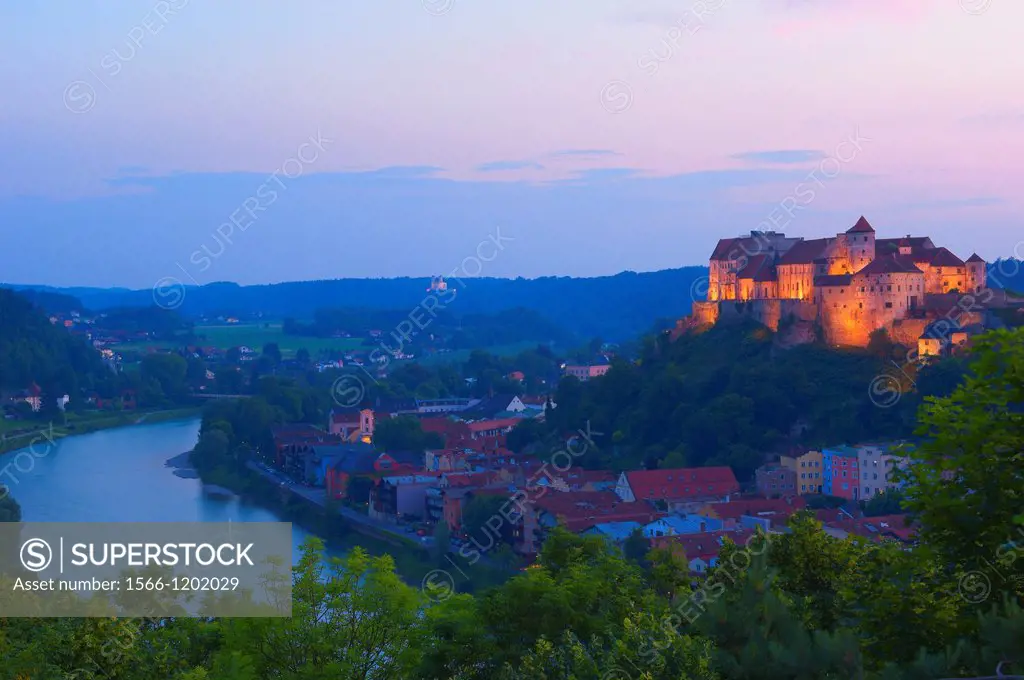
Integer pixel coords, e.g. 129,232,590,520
0,289,113,398
539,320,968,480
12,267,709,342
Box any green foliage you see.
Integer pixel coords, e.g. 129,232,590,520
373,415,444,453
0,490,21,522
899,328,1024,568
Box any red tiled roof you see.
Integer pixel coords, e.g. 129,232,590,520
625,467,739,502
711,237,740,261
737,254,771,279
535,491,665,533
467,417,522,433
651,529,757,562
847,215,875,233
855,254,922,275
705,497,807,522
777,238,832,265
927,247,965,267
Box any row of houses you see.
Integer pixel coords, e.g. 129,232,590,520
756,443,909,501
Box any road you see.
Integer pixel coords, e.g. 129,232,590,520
246,461,435,548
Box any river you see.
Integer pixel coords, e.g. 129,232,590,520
0,418,346,566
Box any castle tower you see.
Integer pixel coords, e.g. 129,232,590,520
845,216,876,272
966,253,987,292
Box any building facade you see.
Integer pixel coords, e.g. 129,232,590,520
692,217,989,347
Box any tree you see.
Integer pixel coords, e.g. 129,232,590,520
622,527,649,563
261,343,282,364
862,489,905,516
0,490,21,522
373,415,443,453
461,495,515,551
139,353,188,403
900,328,1024,571
295,348,311,367
225,347,242,365
433,522,451,566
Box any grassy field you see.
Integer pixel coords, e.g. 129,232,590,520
108,324,367,357
402,341,541,366
192,324,367,356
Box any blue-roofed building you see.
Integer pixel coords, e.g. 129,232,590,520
583,521,643,543
642,515,721,538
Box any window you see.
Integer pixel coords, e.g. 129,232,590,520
885,302,893,309
887,285,892,292
859,303,863,309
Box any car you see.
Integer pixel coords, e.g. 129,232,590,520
416,529,426,536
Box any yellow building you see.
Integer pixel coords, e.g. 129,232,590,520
781,451,824,495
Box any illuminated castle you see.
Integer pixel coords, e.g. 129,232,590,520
689,217,989,347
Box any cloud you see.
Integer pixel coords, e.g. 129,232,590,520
548,149,622,159
475,160,546,172
731,150,827,164
891,197,1005,210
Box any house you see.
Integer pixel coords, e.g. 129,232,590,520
780,451,824,494
701,496,807,531
323,448,421,499
583,521,644,543
373,397,419,417
467,417,521,440
369,474,442,521
642,515,719,538
416,397,480,414
302,443,375,487
328,408,375,444
650,529,757,574
507,371,525,383
463,394,528,419
525,490,666,554
614,467,739,507
820,513,917,545
755,463,797,497
856,443,908,500
822,445,861,500
917,320,971,358
271,424,341,469
561,363,611,382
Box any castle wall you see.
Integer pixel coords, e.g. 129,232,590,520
691,301,719,326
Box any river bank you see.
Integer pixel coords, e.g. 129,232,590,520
0,407,203,456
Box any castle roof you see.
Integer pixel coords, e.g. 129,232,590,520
966,253,986,263
856,254,923,276
814,274,853,287
847,216,875,233
927,247,965,267
875,236,934,258
737,254,775,281
778,238,831,265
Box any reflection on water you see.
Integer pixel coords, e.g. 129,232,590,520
0,418,343,565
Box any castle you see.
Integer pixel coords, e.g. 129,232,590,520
688,217,989,347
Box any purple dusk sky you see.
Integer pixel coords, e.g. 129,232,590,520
1,0,1022,288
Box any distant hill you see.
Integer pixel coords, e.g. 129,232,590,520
11,268,710,342
12,260,1019,343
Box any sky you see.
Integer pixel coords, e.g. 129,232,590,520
1,0,1022,288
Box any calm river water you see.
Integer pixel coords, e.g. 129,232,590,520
0,418,344,565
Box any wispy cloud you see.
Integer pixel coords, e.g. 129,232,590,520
891,197,1005,211
476,160,545,172
731,149,827,164
548,149,622,159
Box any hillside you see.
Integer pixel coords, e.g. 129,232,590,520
536,320,967,480
11,268,709,342
0,289,115,403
